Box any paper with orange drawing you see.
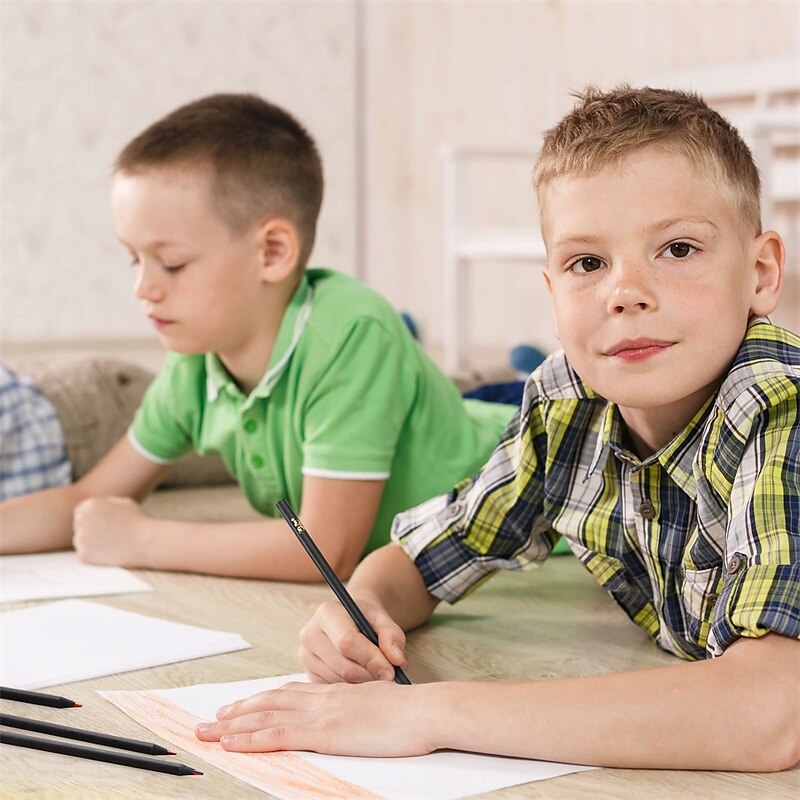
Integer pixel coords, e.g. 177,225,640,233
101,674,594,800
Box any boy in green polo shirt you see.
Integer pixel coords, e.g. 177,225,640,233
0,93,515,580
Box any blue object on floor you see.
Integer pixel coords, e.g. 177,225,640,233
509,344,546,378
464,342,548,406
463,380,526,406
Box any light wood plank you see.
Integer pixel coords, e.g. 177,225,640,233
2,550,797,798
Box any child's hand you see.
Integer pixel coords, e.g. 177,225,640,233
72,496,150,567
298,595,408,683
195,680,433,756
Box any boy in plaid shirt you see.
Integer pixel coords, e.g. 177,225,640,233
198,87,799,771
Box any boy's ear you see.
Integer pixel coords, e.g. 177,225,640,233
749,230,784,317
257,218,300,284
542,267,561,342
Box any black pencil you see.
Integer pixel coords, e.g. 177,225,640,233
276,499,412,685
0,731,201,775
0,713,175,756
0,687,80,709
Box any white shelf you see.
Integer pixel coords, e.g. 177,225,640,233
454,228,547,261
441,60,800,373
442,148,545,372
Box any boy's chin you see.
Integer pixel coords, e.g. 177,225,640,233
599,380,715,413
158,338,208,356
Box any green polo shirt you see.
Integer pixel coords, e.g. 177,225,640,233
129,268,515,554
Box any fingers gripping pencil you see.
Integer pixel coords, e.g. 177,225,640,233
276,499,412,685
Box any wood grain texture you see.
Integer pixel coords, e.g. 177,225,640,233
2,554,798,798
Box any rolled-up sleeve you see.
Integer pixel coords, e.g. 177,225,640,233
708,375,800,656
391,374,557,603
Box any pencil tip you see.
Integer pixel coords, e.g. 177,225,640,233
192,770,203,776
166,750,176,755
73,703,82,707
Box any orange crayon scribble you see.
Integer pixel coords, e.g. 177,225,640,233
104,690,384,800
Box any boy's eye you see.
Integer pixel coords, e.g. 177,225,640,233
662,241,697,259
162,264,185,273
569,256,605,274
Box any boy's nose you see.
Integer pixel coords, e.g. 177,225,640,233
133,262,165,302
606,263,657,315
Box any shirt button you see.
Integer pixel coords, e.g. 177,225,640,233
251,455,265,469
638,500,656,520
244,420,258,434
727,554,745,575
446,502,463,520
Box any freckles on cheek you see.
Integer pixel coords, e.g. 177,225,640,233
667,276,716,317
553,289,592,329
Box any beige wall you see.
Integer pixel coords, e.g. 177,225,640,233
1,1,356,343
361,1,800,356
2,0,798,355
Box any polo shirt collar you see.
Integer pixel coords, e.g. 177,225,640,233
205,274,314,403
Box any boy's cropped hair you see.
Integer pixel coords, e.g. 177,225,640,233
115,93,324,267
533,85,762,235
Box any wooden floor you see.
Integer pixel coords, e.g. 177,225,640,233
2,524,798,799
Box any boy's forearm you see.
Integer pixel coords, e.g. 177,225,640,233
427,633,799,771
347,543,439,630
0,485,83,554
137,516,348,581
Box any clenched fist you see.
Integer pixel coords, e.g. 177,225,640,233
73,496,151,567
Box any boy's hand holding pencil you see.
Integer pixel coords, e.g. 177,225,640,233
299,594,409,684
275,500,411,685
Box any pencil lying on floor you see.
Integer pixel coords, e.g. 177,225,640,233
0,687,80,708
0,731,202,775
276,499,412,685
0,713,174,756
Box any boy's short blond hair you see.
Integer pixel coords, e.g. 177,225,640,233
115,93,324,268
533,86,761,235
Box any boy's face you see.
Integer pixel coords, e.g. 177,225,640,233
541,147,773,440
110,168,268,357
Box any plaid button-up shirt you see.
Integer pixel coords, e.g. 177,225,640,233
392,319,800,660
0,364,70,500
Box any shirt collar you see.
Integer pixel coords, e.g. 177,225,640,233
584,317,776,494
205,275,314,404
586,402,614,477
654,394,716,500
586,401,641,478
585,392,715,499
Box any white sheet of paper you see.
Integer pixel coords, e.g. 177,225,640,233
0,551,152,603
103,674,594,800
0,599,251,689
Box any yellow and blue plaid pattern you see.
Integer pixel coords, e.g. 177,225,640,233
392,318,800,660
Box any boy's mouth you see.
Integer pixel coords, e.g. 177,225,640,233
604,338,674,362
148,314,175,330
